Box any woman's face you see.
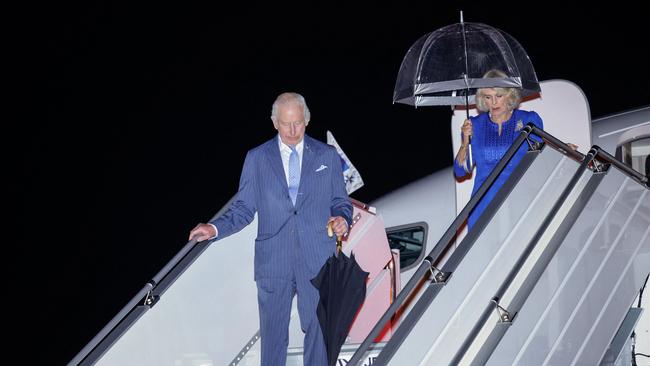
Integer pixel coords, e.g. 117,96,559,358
482,88,509,119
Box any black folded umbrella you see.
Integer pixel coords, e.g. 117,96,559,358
311,237,369,366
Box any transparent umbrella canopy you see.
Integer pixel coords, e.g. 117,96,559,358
393,18,540,112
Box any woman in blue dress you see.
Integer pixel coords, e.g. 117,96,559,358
454,69,543,229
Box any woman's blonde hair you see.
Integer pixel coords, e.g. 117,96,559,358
475,69,522,112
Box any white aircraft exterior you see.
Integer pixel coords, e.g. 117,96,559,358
68,80,650,366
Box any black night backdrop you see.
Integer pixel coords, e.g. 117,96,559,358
27,2,648,364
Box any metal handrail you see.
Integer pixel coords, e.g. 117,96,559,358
449,147,599,364
529,125,647,187
593,145,648,186
67,238,202,366
347,125,540,366
528,124,584,162
351,124,647,366
68,194,240,365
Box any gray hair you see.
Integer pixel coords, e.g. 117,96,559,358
475,69,522,112
270,92,311,123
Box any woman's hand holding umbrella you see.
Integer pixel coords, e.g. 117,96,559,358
456,119,473,172
462,119,473,144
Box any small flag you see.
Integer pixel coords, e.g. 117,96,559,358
327,131,364,195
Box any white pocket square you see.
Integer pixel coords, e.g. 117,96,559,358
315,165,328,172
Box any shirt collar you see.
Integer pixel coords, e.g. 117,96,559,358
278,135,304,154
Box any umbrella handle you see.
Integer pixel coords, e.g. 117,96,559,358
328,221,344,254
327,221,343,254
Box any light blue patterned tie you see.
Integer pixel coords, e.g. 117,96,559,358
288,145,300,205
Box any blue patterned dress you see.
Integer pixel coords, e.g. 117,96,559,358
454,109,544,229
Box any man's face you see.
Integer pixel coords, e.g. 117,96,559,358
273,102,307,146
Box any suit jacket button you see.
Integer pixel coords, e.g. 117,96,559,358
294,210,298,215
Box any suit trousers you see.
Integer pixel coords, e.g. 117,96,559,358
256,266,328,366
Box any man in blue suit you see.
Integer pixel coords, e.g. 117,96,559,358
189,92,352,366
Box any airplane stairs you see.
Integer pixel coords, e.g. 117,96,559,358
68,196,400,366
68,125,649,366
348,125,650,366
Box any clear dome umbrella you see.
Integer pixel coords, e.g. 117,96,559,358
393,12,541,118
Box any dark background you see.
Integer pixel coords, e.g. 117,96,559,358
27,2,648,364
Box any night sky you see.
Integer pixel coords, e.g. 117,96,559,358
29,2,648,364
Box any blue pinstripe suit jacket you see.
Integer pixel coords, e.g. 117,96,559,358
210,134,353,280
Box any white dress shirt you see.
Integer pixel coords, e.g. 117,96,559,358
208,136,303,239
278,137,304,186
